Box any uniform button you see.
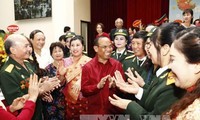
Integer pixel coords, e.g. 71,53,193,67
72,107,74,109
79,110,82,113
80,104,82,107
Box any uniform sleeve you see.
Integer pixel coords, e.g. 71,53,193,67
0,100,35,120
0,72,26,105
125,86,181,120
81,65,100,97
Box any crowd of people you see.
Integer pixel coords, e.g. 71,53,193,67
0,8,200,120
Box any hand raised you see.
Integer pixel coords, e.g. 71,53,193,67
9,97,26,112
28,74,41,102
97,75,110,89
125,68,145,87
39,77,61,94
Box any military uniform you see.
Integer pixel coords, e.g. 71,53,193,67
123,55,148,76
0,57,43,120
125,69,186,120
111,50,133,65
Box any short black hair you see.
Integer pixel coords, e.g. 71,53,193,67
59,35,66,42
49,42,65,56
64,26,71,33
70,35,85,46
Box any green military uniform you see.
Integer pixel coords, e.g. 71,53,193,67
123,56,148,77
111,49,133,66
125,69,185,120
0,57,43,120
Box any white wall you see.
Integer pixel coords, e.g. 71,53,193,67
0,0,90,49
74,0,91,35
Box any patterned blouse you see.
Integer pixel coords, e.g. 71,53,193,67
176,98,200,120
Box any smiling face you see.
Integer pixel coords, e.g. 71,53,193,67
31,32,45,51
94,37,113,63
9,35,32,61
51,46,64,61
147,41,159,65
169,43,198,89
131,38,146,59
96,24,103,34
70,39,84,57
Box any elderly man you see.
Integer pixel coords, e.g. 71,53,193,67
81,36,125,115
0,34,60,120
110,18,129,41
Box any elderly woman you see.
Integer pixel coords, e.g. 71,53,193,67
164,27,200,119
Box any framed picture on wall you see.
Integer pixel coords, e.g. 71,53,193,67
14,0,52,20
81,20,90,54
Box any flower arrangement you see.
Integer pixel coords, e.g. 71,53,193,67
0,30,9,67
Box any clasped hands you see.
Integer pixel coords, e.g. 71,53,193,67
39,76,61,102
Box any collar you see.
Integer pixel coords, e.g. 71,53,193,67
137,56,147,61
94,55,113,66
156,65,168,77
137,56,147,66
116,48,126,54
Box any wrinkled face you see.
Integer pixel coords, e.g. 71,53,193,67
70,39,83,57
31,32,45,51
51,46,64,61
96,24,103,34
12,38,32,60
132,38,146,58
147,41,159,65
115,20,123,28
114,35,127,49
94,37,113,61
183,12,192,23
169,43,198,89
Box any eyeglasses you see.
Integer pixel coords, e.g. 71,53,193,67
145,42,151,49
98,45,113,50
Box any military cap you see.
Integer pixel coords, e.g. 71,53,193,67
65,32,76,38
114,29,128,38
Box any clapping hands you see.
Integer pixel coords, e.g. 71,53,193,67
113,70,140,95
125,68,145,87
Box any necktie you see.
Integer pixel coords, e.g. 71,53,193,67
138,60,143,66
117,53,121,59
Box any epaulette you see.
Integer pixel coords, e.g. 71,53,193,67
5,64,14,73
111,51,115,54
160,72,168,79
125,55,135,60
127,50,134,53
24,60,30,63
166,71,175,85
